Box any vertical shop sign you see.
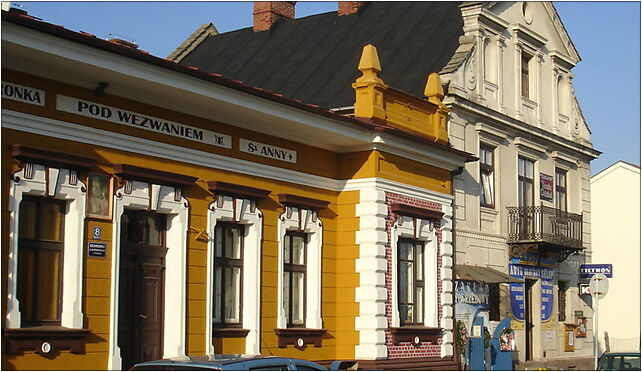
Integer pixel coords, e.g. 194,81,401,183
540,173,553,201
508,264,556,325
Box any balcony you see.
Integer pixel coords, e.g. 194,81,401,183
507,206,583,261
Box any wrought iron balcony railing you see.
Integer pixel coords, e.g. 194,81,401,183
507,206,583,249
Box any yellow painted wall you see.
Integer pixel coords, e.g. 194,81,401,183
2,69,451,369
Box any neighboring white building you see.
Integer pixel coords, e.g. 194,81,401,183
590,161,641,353
441,2,601,365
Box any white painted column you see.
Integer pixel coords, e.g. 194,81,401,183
354,187,389,360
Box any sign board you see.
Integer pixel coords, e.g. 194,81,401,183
239,138,297,163
2,81,45,106
579,283,591,295
88,242,107,258
580,264,613,278
540,173,553,201
589,273,609,300
57,95,232,148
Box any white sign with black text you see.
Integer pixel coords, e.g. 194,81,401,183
239,138,297,163
2,81,45,106
56,95,232,148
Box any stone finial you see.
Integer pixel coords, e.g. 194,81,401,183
424,72,444,102
355,44,385,86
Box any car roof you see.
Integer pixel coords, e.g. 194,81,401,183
133,355,327,369
602,351,641,356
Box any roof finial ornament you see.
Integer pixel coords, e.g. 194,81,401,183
424,72,445,106
355,44,385,86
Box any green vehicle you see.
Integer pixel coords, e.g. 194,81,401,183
597,351,641,371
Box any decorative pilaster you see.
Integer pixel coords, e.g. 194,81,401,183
355,186,389,360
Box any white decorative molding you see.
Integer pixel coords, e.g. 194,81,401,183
354,186,389,360
276,206,323,329
515,136,547,155
108,181,188,370
206,195,263,355
7,164,86,329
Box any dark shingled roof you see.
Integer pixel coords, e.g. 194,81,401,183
180,2,464,109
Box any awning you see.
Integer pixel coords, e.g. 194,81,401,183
455,264,521,283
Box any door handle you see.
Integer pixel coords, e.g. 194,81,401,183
139,313,148,319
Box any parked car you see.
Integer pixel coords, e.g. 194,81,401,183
130,354,336,371
596,351,641,371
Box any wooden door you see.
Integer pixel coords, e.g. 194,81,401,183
118,210,167,370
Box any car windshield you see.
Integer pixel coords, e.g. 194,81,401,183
598,354,641,370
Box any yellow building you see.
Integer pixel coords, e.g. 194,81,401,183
2,9,472,370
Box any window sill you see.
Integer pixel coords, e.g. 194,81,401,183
480,204,497,213
4,326,91,356
274,328,326,348
389,326,442,346
212,328,250,338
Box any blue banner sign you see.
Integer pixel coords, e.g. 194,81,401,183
508,264,555,323
579,264,612,278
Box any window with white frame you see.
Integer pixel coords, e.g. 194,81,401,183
7,145,93,333
17,196,66,327
213,223,245,327
521,52,532,99
555,168,567,212
398,239,425,326
283,231,307,327
389,205,440,330
276,194,328,336
480,145,495,208
206,181,270,355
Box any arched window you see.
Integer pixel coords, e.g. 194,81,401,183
557,75,568,115
483,38,496,83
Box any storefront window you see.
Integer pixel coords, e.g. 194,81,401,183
213,223,244,327
17,196,66,327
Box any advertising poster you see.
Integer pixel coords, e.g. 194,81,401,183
455,280,490,332
508,264,556,329
540,173,553,201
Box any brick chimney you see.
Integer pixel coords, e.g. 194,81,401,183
253,2,296,32
338,1,368,16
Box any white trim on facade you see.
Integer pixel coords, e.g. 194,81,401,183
349,178,455,360
6,164,87,329
107,180,188,370
205,195,263,355
276,207,323,329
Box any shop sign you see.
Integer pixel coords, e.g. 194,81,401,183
540,173,553,201
2,81,45,106
579,264,612,278
508,264,555,323
88,242,107,258
455,280,489,305
454,280,490,337
579,283,591,295
510,245,557,268
240,138,297,163
56,95,232,148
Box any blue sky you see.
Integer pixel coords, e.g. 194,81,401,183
13,1,641,175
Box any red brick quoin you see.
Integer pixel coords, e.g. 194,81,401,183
384,192,444,358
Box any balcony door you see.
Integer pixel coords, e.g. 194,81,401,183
518,157,535,237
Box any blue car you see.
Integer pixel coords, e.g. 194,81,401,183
130,354,338,371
